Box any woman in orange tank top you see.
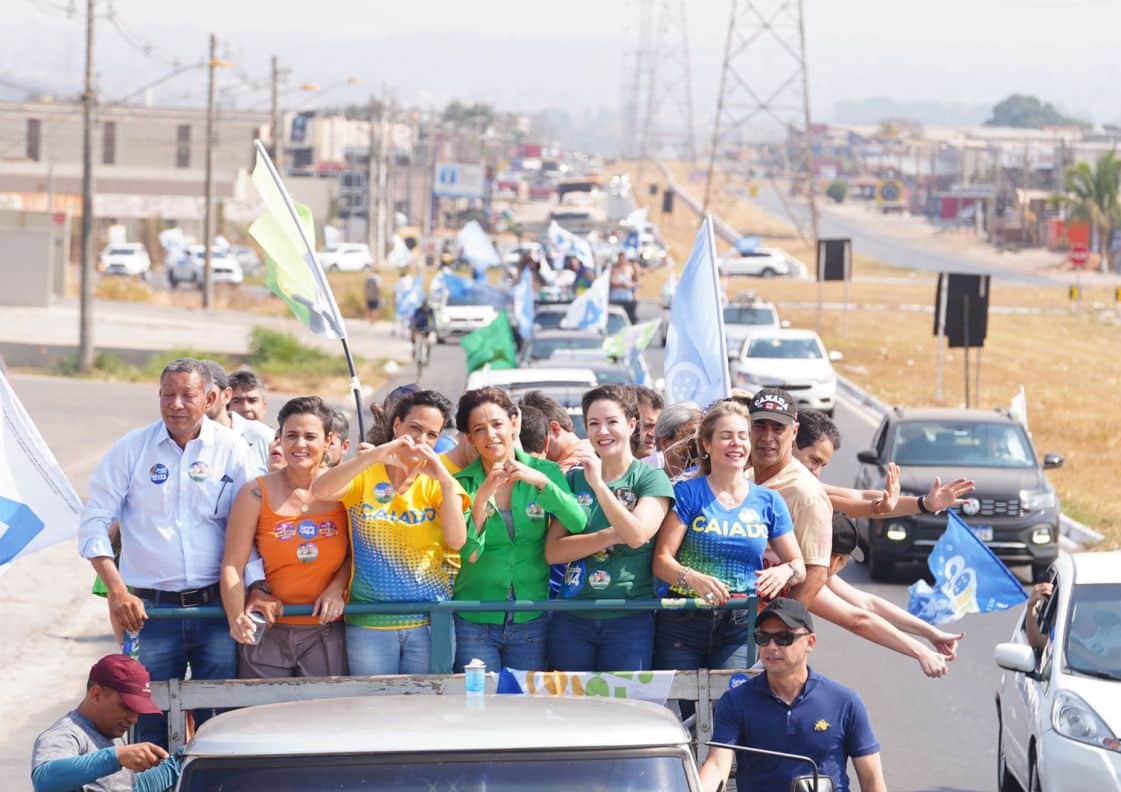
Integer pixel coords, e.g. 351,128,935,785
220,396,351,678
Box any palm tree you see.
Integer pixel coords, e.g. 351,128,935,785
1062,152,1121,274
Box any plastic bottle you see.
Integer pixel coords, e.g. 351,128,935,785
464,658,486,696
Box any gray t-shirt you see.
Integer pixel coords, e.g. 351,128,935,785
31,710,135,792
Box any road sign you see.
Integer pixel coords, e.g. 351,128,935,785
1070,244,1090,268
432,161,486,199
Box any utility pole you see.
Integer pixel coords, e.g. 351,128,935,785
375,90,390,267
78,0,96,373
270,55,283,174
366,95,378,257
202,33,217,309
796,0,821,332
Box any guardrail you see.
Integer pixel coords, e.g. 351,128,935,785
146,597,758,754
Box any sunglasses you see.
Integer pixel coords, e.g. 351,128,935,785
754,629,811,647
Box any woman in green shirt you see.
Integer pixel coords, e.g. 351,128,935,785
452,387,586,672
545,385,675,671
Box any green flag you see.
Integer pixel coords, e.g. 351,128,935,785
462,312,517,373
602,319,660,360
248,147,344,339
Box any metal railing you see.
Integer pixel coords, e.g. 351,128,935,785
145,597,759,755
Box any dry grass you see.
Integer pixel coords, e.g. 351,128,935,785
610,160,1121,547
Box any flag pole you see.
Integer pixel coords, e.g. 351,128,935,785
252,141,366,441
704,215,732,395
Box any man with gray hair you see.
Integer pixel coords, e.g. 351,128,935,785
78,357,254,748
642,401,701,481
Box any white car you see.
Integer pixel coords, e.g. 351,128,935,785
722,300,782,358
732,329,840,416
98,243,151,277
995,551,1121,792
719,246,807,278
168,246,244,288
465,367,598,393
317,243,374,272
435,293,498,342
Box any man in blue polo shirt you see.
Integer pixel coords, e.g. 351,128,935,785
699,597,886,792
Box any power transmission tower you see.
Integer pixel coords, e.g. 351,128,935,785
638,0,697,163
702,0,820,260
620,0,654,159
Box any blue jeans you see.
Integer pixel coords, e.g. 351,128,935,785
653,609,752,722
547,612,655,672
453,615,547,673
134,602,237,748
346,624,431,675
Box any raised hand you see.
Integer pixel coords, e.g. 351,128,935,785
506,459,550,490
925,476,975,513
116,742,168,771
931,630,964,660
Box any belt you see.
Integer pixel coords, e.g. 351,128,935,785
129,583,221,608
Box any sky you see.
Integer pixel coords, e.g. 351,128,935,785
5,0,1121,131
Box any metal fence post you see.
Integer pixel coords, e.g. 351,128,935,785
166,677,186,755
430,607,455,673
695,669,712,763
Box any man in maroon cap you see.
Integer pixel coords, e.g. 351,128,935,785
31,654,181,792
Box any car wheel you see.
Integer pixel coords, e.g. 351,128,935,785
997,708,1022,792
866,542,893,582
760,267,777,278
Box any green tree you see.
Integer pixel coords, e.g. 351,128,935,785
1062,152,1121,274
986,94,1088,129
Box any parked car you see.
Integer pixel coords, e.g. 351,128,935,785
731,329,839,415
317,243,373,272
719,246,807,278
229,244,262,275
175,695,702,790
995,551,1121,792
167,246,243,288
722,299,782,358
853,407,1062,582
532,305,631,336
435,292,498,342
98,243,151,277
464,367,598,394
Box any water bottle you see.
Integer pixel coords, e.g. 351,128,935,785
464,658,486,697
121,631,140,661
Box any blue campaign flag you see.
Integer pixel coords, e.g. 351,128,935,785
457,220,501,277
433,270,509,311
664,217,731,406
907,511,1028,626
623,230,639,255
512,267,535,340
548,220,595,271
394,274,425,321
561,268,610,332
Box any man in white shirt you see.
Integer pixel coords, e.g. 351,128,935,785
202,360,274,475
78,358,254,748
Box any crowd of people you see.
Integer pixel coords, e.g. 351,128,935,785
38,353,979,792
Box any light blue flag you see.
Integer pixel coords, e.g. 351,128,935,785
907,511,1028,626
513,267,535,340
394,274,425,321
561,267,610,332
433,269,510,311
623,230,640,256
664,217,731,405
548,220,595,271
457,220,501,277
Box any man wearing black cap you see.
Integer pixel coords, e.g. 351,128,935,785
699,598,886,792
747,388,834,604
31,654,180,791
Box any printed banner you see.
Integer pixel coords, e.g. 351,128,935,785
497,668,676,705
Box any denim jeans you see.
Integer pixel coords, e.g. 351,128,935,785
133,601,237,748
346,624,431,675
652,609,752,671
547,612,655,672
453,615,547,672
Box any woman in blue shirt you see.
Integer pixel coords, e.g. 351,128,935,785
652,400,805,673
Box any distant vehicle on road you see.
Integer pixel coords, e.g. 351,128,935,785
853,407,1062,582
731,329,839,415
722,299,782,358
317,243,373,272
719,246,807,278
995,551,1121,792
435,292,498,343
168,245,243,288
98,243,151,278
229,244,262,275
518,330,606,367
532,305,631,336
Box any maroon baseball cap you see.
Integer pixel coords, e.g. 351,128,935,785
89,655,162,715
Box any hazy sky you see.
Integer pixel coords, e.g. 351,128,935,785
6,0,1120,125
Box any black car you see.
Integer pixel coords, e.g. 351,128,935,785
853,407,1063,582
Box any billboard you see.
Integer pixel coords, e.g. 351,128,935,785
433,162,486,199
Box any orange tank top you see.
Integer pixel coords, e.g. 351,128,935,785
254,476,350,625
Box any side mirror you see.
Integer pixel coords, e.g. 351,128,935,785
1043,453,1064,469
792,777,835,792
856,449,880,465
827,349,843,362
994,642,1036,674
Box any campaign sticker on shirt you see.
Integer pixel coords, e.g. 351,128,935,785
614,487,638,511
274,521,296,541
373,482,394,504
739,508,760,524
525,501,545,519
319,519,338,537
296,542,318,563
588,569,612,590
728,673,749,690
297,519,319,539
563,562,584,592
575,492,595,508
149,463,169,485
188,460,209,482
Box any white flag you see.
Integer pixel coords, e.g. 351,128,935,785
1010,386,1028,431
561,267,611,332
0,373,83,575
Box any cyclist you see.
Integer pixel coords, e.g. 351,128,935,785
410,300,437,371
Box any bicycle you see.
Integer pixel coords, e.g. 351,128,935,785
412,330,433,380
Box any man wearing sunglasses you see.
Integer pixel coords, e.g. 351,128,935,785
699,597,886,792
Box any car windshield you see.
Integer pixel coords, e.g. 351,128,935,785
746,337,821,359
525,337,603,360
179,753,692,792
724,306,776,326
890,421,1036,468
533,312,566,331
446,295,491,307
108,247,140,256
1064,583,1121,680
